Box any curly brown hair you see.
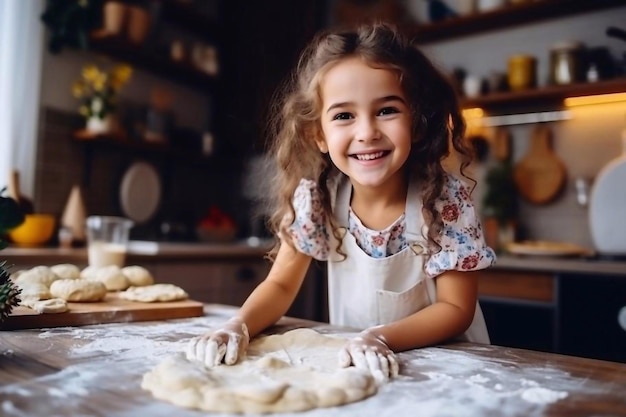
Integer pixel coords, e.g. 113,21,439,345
265,22,472,260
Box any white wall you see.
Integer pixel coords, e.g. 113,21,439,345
423,6,626,249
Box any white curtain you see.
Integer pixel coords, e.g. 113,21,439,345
0,0,44,198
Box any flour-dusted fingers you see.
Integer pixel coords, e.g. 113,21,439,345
349,347,369,371
205,337,227,366
364,349,385,382
185,336,201,361
224,334,242,365
377,353,390,381
388,352,399,377
338,346,352,368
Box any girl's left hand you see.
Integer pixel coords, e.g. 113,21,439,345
338,328,399,383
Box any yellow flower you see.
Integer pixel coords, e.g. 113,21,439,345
73,62,133,119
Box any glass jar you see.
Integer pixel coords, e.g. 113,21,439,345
549,42,584,85
507,54,536,91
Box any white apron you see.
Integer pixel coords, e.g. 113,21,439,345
327,177,490,344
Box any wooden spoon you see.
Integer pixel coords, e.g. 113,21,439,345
513,124,566,204
7,169,34,214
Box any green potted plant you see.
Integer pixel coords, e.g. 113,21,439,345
0,189,26,323
40,0,105,54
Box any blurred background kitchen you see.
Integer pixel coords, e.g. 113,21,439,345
1,0,626,362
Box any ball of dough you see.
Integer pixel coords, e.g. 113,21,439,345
15,266,60,287
50,263,81,280
80,265,98,280
89,265,130,291
17,282,51,300
50,279,107,302
121,266,154,287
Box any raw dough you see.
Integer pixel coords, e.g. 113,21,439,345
21,298,68,314
80,265,97,280
142,328,377,413
120,284,187,302
50,263,81,280
121,265,154,286
50,279,107,302
16,282,51,300
88,265,130,291
15,266,60,287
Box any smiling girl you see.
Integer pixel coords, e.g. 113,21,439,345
187,22,496,382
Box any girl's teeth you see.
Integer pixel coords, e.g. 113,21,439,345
355,152,384,161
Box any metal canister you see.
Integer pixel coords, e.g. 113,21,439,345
549,42,584,85
507,54,536,91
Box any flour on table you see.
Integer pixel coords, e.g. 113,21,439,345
142,328,377,414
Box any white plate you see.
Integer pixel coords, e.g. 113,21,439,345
119,161,162,224
506,241,592,257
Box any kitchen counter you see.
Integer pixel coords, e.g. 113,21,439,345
1,304,625,417
3,243,626,276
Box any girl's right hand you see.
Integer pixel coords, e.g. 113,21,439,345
185,316,250,366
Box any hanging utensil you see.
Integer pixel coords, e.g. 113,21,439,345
513,124,566,205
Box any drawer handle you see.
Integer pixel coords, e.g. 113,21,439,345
618,306,626,332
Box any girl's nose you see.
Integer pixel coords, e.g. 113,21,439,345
354,117,380,142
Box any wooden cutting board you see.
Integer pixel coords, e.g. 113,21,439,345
513,124,566,204
1,293,204,330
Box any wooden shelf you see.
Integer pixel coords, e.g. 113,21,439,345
460,77,626,110
73,130,214,165
89,37,217,93
410,0,625,44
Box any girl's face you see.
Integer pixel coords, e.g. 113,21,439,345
317,57,412,190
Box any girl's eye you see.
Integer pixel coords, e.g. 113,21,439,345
332,112,353,121
378,107,399,116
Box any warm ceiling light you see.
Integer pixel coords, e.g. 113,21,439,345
462,107,484,119
565,92,626,107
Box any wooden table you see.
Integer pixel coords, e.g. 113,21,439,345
1,305,625,417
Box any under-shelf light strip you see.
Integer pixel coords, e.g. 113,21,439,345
464,110,572,127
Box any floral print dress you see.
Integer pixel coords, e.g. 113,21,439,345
286,175,496,278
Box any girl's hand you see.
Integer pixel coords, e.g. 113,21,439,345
338,328,399,383
186,317,250,366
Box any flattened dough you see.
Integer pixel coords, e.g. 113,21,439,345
21,298,68,314
142,328,377,413
119,284,187,302
50,279,107,302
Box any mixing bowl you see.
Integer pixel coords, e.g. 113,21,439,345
8,214,56,246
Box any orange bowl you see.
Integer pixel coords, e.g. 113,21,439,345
8,214,56,246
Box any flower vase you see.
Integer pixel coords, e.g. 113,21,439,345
86,115,113,134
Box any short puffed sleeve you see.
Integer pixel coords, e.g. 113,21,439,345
425,175,496,277
283,179,331,260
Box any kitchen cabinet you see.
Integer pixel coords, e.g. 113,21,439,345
479,267,626,363
558,272,626,363
478,270,557,353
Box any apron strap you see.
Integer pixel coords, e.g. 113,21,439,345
405,181,427,246
335,176,352,228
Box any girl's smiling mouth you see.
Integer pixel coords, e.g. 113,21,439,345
350,151,390,161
